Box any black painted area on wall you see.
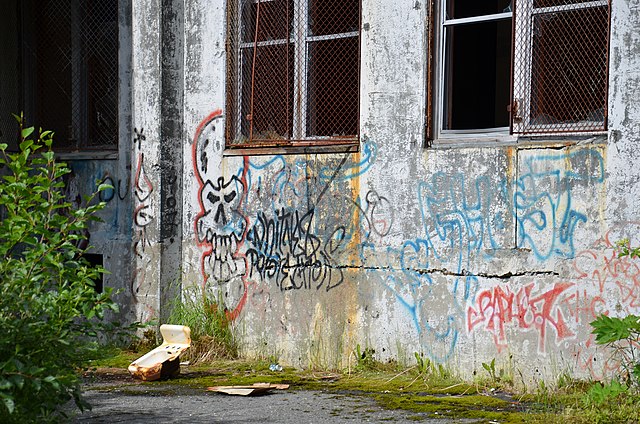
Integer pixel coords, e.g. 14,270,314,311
159,0,184,242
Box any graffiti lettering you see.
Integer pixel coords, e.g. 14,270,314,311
246,208,345,292
132,127,155,322
467,282,575,353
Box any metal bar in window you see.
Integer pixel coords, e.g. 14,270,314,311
240,38,289,49
71,0,82,147
532,0,607,15
292,0,306,139
286,0,290,141
306,31,359,42
248,0,262,141
234,0,243,143
512,0,534,134
443,11,512,26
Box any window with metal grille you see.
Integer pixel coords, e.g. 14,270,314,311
512,0,610,134
226,0,360,151
433,0,610,139
21,0,119,151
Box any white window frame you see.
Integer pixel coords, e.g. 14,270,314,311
434,2,513,141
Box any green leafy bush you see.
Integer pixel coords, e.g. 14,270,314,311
0,116,118,422
589,240,640,389
583,380,629,407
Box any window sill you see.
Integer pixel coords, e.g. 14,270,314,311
54,150,118,160
430,132,607,150
224,140,359,156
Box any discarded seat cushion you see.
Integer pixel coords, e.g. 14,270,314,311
128,324,191,381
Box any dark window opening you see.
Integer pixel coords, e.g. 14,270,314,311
21,0,118,151
227,0,360,148
443,3,512,131
446,0,512,19
83,253,104,293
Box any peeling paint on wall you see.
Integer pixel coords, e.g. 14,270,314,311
106,0,640,386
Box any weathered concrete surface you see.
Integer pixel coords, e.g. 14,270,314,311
51,0,640,389
162,0,640,388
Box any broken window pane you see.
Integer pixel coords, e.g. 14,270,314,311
444,18,512,130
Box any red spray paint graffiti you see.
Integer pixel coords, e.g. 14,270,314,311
192,110,251,320
467,282,575,353
467,224,640,379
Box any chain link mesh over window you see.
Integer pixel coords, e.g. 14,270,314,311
226,0,360,148
22,0,118,150
512,0,610,134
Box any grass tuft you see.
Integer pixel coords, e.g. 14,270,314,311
168,284,238,364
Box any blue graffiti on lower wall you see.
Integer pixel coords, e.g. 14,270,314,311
515,149,605,260
364,147,605,361
191,110,606,363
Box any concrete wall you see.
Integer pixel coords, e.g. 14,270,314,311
124,0,640,385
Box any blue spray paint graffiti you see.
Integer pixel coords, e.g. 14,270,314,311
192,114,605,364
516,149,605,260
363,147,605,362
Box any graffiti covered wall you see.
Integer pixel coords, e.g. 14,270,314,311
121,0,640,386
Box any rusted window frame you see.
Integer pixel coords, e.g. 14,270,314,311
225,0,361,156
511,0,611,135
431,0,611,142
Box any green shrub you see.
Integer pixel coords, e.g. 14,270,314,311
589,240,640,389
0,116,119,422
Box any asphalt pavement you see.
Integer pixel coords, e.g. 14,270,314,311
68,374,477,424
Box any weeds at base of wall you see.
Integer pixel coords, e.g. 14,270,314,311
473,356,517,394
88,346,640,423
167,284,238,364
243,334,283,367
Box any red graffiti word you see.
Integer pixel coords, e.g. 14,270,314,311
573,247,640,312
467,282,575,353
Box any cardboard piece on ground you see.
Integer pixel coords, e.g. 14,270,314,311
128,324,191,381
206,383,290,396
